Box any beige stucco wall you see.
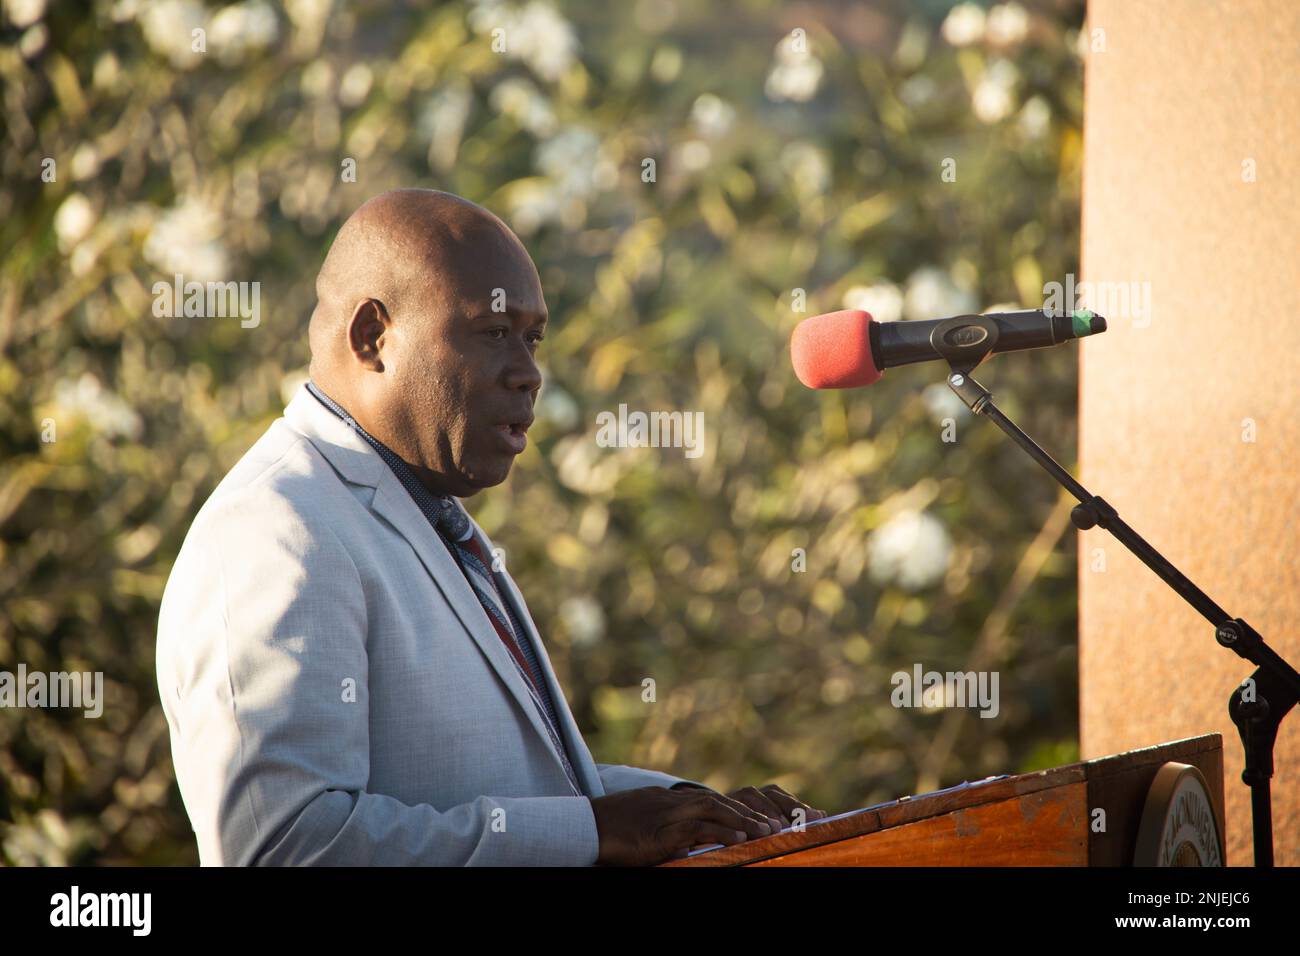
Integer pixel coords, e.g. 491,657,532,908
1079,0,1300,866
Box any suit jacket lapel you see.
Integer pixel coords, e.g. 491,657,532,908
283,385,580,789
473,524,603,798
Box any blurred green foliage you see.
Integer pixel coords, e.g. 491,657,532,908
1,0,1086,864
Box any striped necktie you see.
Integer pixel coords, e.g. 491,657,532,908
430,500,585,797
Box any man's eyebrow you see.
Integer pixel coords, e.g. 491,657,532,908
471,308,547,325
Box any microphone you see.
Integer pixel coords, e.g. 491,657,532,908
790,308,1107,389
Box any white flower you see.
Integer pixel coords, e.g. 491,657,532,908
537,381,579,431
143,197,230,280
779,141,829,197
691,93,736,139
505,179,560,236
515,0,578,81
560,595,605,647
843,282,903,323
338,63,373,107
300,60,332,98
18,21,46,56
537,126,602,201
552,434,623,494
898,74,937,108
674,139,711,173
904,266,977,321
922,381,970,425
973,59,1018,124
139,0,207,70
868,511,951,591
209,1,278,65
1018,95,1051,139
504,126,608,230
5,0,47,29
54,194,95,251
282,0,328,55
986,3,1029,46
765,32,823,103
593,155,618,190
470,0,578,83
977,58,1013,123
70,143,100,180
93,52,121,90
284,0,328,32
1074,25,1100,59
941,2,985,47
765,58,823,103
418,83,472,171
53,373,143,440
489,77,557,137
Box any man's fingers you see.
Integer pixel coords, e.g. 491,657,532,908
661,819,756,855
759,784,827,822
675,790,774,837
726,786,789,829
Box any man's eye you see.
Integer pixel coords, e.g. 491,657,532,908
485,328,543,345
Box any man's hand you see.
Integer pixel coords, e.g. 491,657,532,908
589,786,784,866
589,783,829,866
712,783,827,832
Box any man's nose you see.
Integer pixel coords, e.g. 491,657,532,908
503,339,543,392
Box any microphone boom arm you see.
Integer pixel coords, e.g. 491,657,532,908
942,340,1300,868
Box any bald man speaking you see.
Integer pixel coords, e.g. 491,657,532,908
156,188,823,866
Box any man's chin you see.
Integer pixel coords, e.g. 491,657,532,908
454,460,513,497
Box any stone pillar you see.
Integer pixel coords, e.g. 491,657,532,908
1079,0,1300,865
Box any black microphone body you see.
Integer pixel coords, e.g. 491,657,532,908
872,309,1107,370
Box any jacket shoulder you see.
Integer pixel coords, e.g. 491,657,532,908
191,417,356,536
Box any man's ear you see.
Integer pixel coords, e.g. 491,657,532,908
346,298,389,372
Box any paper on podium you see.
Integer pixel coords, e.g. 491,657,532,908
684,774,1011,857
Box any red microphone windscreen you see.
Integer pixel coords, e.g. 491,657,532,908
790,309,882,389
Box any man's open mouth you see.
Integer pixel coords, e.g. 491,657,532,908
493,420,531,454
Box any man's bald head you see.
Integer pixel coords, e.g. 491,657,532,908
310,189,530,375
307,188,548,498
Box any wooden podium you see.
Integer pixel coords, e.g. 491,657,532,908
663,734,1225,866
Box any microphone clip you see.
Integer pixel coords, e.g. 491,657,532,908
935,314,1000,413
931,313,1000,376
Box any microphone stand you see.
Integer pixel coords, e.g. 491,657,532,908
932,313,1299,867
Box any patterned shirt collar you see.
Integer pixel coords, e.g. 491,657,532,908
304,380,473,542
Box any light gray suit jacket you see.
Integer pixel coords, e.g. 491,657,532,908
156,383,701,865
